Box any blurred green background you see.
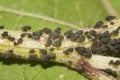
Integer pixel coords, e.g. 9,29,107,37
0,0,119,80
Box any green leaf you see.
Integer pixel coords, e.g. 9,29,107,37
0,0,108,80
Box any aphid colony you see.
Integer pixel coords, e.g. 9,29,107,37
0,16,120,64
0,16,120,80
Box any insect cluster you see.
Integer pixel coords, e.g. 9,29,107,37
0,16,120,80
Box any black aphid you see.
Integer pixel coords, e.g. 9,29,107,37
77,35,85,43
75,47,86,55
47,53,56,59
70,35,77,41
91,45,97,53
0,25,4,29
101,37,110,44
102,31,110,37
0,52,3,57
63,48,73,54
39,49,47,54
103,69,117,77
48,32,59,40
111,29,119,35
7,50,14,56
116,38,120,43
29,49,35,53
53,40,61,47
49,48,54,51
59,35,64,40
42,28,52,34
13,42,19,46
84,31,89,35
105,16,116,21
94,21,103,28
117,26,120,30
8,36,15,41
64,30,74,38
110,21,114,25
110,39,117,45
17,38,23,44
102,25,108,28
20,33,27,37
109,60,114,65
32,30,43,40
54,27,61,34
45,39,52,47
2,31,8,38
32,35,40,40
114,60,120,65
27,33,33,38
85,48,92,58
107,44,115,51
29,54,37,59
21,26,31,31
75,30,83,36
40,54,56,62
89,30,96,36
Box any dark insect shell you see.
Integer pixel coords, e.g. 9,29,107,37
114,60,120,65
2,31,8,38
20,33,27,37
39,49,47,54
0,25,4,29
42,28,52,34
64,30,74,38
21,26,31,31
93,21,103,28
7,50,14,56
53,40,61,47
63,48,73,54
27,33,33,38
105,16,116,21
76,35,85,43
17,38,23,44
103,69,117,77
40,54,56,62
111,29,119,35
109,60,114,65
29,49,35,53
45,39,52,47
29,54,37,59
7,36,15,41
110,21,114,25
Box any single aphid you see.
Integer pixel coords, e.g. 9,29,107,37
53,40,61,47
2,31,8,38
76,35,85,43
0,25,4,29
7,50,14,56
94,21,103,28
63,48,73,54
27,33,33,38
40,54,56,62
17,38,23,44
29,49,35,53
42,28,52,34
105,16,116,21
21,26,31,31
64,30,74,38
29,54,37,59
20,33,27,37
39,49,47,54
7,36,15,41
110,21,115,25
